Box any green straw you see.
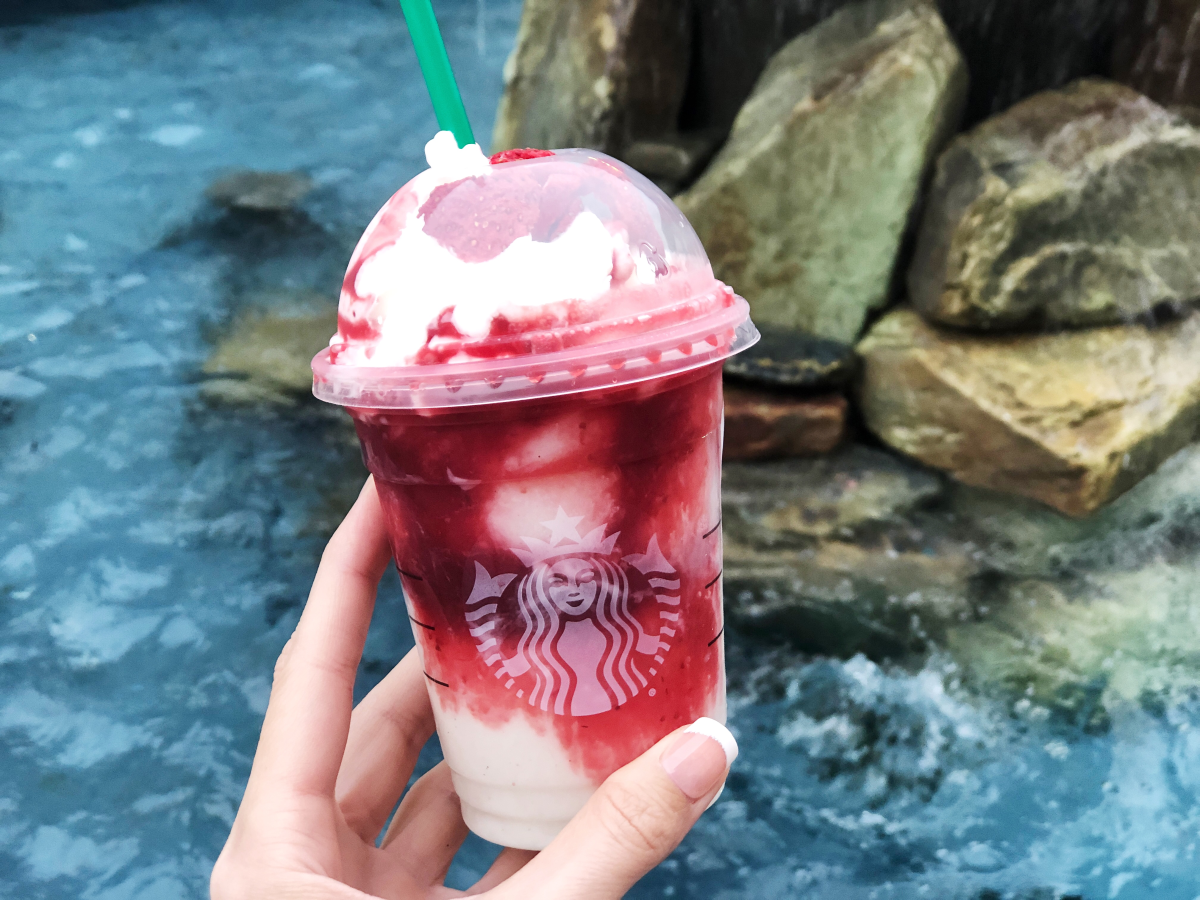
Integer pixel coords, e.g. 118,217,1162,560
398,0,475,148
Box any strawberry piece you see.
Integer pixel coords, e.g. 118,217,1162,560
419,174,544,262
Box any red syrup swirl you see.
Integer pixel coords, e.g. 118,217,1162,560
489,148,555,164
331,145,701,368
352,364,726,784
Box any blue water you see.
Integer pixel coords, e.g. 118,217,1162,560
1,2,1198,898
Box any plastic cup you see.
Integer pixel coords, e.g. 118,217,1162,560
312,146,757,849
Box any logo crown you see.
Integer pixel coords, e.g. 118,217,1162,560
511,508,619,567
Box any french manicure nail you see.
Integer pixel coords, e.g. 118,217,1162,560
661,717,738,801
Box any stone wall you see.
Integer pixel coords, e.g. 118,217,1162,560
477,0,1200,676
493,0,1200,516
493,0,1134,164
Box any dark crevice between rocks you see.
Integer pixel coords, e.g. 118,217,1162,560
678,0,1125,150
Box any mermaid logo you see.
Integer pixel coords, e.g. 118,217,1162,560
465,508,680,717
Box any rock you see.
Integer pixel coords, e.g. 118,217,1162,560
721,447,975,656
619,131,722,194
857,308,1200,516
909,79,1200,331
202,308,336,405
205,170,314,213
723,323,856,392
946,564,1200,732
491,0,690,156
724,530,977,657
940,440,1200,727
1113,0,1200,108
676,0,966,344
946,440,1200,581
723,446,943,545
723,387,847,461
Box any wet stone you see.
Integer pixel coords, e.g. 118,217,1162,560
947,565,1200,733
724,529,979,657
202,308,337,406
723,387,847,461
723,323,856,392
722,447,975,656
723,445,944,546
205,170,314,214
619,131,722,195
677,0,966,343
857,308,1200,516
909,79,1200,331
941,441,1200,730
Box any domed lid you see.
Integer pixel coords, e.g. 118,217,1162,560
312,133,757,409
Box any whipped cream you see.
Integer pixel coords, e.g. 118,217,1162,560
333,131,659,367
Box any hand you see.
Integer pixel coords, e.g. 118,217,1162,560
211,478,737,900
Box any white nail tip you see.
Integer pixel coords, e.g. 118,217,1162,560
684,716,739,767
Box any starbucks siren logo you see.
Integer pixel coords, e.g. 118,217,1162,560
465,508,680,717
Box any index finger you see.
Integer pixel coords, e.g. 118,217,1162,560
251,477,393,799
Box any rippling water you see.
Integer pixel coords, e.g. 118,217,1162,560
2,2,1199,898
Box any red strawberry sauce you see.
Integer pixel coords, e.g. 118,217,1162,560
352,364,726,783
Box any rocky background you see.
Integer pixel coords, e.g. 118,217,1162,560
207,0,1200,649
37,0,1197,894
195,0,1200,728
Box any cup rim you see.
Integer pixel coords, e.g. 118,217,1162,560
312,295,758,410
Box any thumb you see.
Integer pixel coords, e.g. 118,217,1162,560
499,718,738,900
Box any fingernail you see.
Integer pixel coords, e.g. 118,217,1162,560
661,717,738,801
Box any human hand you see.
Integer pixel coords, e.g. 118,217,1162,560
211,478,737,900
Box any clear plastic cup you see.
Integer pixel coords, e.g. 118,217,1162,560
312,146,757,849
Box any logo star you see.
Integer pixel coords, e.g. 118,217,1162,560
541,507,584,545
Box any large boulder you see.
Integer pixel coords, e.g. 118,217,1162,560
676,0,966,344
202,308,336,406
205,170,313,214
909,79,1200,331
947,565,1200,732
857,308,1200,516
490,0,690,156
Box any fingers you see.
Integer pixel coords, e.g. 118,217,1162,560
379,763,470,885
253,478,392,799
336,648,435,842
464,848,537,896
500,718,737,900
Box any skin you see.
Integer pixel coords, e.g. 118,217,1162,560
211,478,728,900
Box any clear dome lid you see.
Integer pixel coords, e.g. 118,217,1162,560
312,140,757,408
